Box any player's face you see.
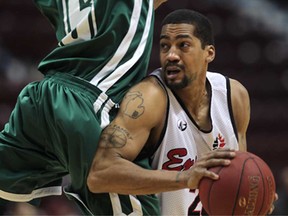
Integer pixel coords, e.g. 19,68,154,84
159,23,214,90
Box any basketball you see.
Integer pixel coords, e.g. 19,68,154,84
199,151,276,215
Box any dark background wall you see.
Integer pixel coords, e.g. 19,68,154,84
0,0,287,202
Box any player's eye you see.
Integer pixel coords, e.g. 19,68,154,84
160,43,169,52
180,42,190,49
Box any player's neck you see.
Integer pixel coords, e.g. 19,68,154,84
176,83,211,130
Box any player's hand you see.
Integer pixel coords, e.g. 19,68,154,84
184,149,236,190
267,193,278,215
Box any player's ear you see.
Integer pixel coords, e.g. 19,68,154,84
206,45,215,63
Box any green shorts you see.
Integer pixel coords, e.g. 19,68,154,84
0,72,102,207
0,72,159,215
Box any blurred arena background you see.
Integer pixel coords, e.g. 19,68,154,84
0,0,287,214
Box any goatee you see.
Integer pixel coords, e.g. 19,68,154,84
165,75,189,90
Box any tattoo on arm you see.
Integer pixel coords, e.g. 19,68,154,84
123,91,145,119
100,125,132,148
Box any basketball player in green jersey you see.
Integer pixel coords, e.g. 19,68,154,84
0,0,167,215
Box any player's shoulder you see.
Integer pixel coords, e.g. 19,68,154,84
229,78,250,123
129,75,165,98
120,75,167,126
229,78,249,100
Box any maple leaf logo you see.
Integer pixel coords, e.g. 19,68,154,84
212,133,226,150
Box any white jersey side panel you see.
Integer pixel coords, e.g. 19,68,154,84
151,70,239,215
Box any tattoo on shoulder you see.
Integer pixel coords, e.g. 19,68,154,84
123,91,145,119
100,125,132,148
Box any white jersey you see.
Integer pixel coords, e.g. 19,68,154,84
150,69,239,215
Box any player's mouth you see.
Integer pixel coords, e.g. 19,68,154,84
166,66,181,79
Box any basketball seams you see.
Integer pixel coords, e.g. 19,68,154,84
199,151,275,215
252,157,267,215
232,154,248,215
208,166,223,214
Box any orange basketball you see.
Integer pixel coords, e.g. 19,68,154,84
199,151,275,215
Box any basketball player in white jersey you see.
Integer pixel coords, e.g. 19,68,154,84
88,9,276,215
149,9,248,215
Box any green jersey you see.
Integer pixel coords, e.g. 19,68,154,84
0,0,160,215
35,0,154,109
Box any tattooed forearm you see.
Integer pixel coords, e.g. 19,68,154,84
100,125,132,148
123,91,145,119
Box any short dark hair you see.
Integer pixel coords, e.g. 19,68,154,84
161,9,214,48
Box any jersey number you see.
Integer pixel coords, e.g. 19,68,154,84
188,191,207,216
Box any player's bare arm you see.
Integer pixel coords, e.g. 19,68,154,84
87,77,180,195
230,78,250,151
87,77,236,195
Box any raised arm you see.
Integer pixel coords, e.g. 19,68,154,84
230,78,250,151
